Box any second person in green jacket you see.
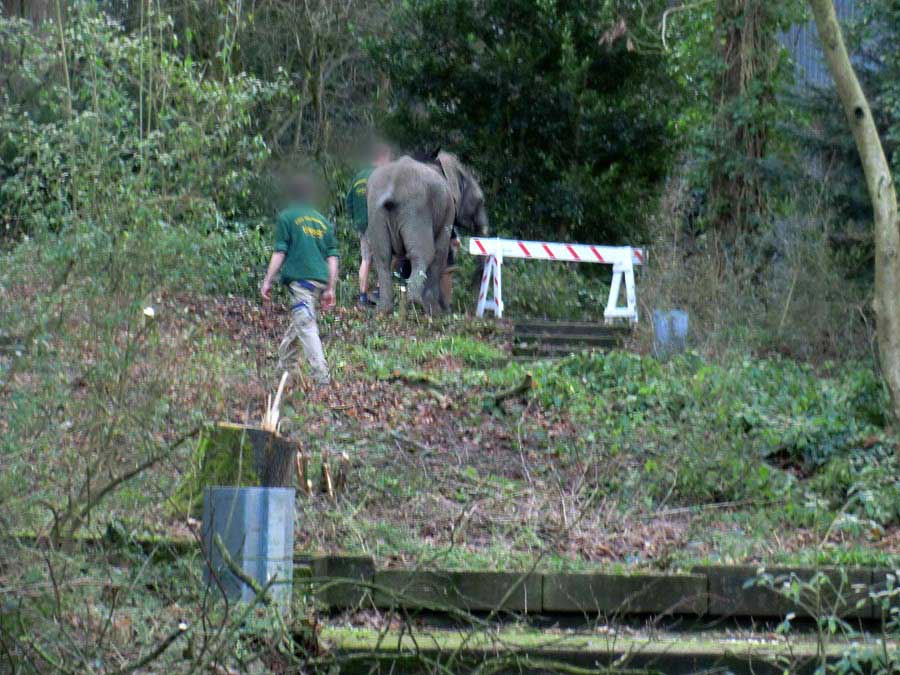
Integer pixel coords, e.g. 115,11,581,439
346,142,392,306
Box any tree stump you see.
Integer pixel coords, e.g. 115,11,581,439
243,427,296,487
170,422,295,517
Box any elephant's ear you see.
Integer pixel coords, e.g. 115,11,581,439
453,170,478,232
457,170,471,213
437,153,462,210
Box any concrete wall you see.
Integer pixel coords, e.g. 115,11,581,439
781,0,859,91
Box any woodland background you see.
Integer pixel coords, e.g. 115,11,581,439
4,0,900,672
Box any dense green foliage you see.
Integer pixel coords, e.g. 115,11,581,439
0,8,283,298
702,0,804,237
370,0,681,242
0,11,284,236
521,350,897,523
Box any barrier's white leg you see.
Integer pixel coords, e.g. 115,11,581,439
605,268,623,321
493,254,504,318
476,255,492,318
604,257,638,323
477,255,504,318
623,259,637,323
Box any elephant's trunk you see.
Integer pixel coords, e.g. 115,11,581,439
475,208,489,237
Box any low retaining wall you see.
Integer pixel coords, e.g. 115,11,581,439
12,535,895,620
310,556,899,619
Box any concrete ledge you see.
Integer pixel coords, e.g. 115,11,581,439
313,555,376,608
695,565,872,618
16,534,891,622
542,573,707,614
374,570,541,612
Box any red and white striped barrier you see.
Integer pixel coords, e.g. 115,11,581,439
468,237,644,322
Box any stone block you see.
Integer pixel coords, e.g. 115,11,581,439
374,570,541,612
542,573,707,614
696,566,872,618
313,555,376,608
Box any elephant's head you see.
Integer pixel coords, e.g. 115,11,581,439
456,167,489,236
436,151,489,236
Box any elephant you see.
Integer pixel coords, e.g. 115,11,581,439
366,151,489,314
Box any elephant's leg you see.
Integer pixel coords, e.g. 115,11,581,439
400,205,436,308
432,225,452,313
375,254,393,315
407,252,433,308
368,208,395,314
421,227,450,314
422,259,443,314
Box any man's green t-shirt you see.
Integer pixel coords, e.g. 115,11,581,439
345,167,373,234
274,204,339,285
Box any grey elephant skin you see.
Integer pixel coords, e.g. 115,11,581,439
366,152,488,314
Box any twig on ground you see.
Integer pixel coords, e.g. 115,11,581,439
385,371,451,407
385,371,443,388
643,497,784,519
107,622,189,675
492,372,534,408
321,450,335,500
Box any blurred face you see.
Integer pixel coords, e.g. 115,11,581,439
372,144,392,167
285,174,321,205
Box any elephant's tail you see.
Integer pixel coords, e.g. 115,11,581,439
376,189,396,212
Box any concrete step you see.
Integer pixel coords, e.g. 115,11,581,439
512,343,615,358
320,625,869,675
513,332,623,346
513,320,632,337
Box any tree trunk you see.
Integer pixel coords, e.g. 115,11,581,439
808,0,900,421
3,0,51,22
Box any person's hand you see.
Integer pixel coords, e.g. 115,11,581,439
321,287,335,311
261,278,273,302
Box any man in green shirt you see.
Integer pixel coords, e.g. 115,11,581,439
346,142,392,306
261,176,339,385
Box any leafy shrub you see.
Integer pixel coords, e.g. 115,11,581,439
202,223,272,296
0,9,287,243
543,351,887,467
524,350,895,521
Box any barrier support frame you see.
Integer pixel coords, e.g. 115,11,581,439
471,238,640,323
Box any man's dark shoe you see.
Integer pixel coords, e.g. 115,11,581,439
358,293,369,307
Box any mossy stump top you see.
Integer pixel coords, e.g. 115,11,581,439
171,422,296,518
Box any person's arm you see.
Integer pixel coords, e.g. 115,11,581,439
320,255,338,310
319,219,339,310
261,252,285,301
263,214,291,301
345,187,355,225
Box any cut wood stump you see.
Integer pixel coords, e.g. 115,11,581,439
169,422,296,517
